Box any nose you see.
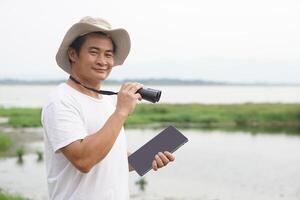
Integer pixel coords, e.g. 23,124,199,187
96,54,108,67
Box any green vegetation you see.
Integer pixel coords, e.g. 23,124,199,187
36,150,43,162
0,134,12,152
0,104,300,133
135,178,148,192
0,189,28,200
16,148,25,164
128,103,300,128
0,108,41,127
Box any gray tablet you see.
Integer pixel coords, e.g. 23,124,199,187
128,125,188,176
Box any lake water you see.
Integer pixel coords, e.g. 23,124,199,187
1,129,300,200
1,85,300,107
1,85,300,199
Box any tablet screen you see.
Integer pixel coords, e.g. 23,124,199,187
128,125,188,176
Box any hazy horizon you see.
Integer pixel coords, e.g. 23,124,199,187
0,77,299,86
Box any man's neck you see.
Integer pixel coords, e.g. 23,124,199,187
67,75,102,99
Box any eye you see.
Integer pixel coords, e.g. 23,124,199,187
106,53,114,58
89,50,98,55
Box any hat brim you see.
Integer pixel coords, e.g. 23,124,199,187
56,22,131,74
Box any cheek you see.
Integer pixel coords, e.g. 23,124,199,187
87,55,98,63
109,59,114,67
78,55,94,66
107,67,113,74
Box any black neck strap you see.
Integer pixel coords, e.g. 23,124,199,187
69,76,117,95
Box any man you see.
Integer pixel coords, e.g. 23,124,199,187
41,16,175,200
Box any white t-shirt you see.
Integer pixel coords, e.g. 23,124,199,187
41,83,129,200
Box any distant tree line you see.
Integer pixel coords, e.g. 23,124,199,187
0,78,298,86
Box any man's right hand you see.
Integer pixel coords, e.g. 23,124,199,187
115,82,143,117
60,82,143,173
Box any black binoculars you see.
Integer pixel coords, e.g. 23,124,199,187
136,88,162,103
98,87,162,103
69,76,161,103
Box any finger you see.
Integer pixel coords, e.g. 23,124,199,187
152,160,158,171
155,154,164,168
135,93,142,101
119,82,131,92
158,152,169,165
120,83,140,97
128,83,143,94
164,151,175,161
136,83,144,92
125,82,137,91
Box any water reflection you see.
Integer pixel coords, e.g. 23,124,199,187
1,129,300,200
0,154,47,200
127,129,300,200
135,178,148,192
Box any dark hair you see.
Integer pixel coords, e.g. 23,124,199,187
69,31,116,56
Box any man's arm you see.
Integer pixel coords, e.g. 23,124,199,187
61,111,127,173
61,83,143,173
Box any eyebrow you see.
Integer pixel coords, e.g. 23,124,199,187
88,46,114,53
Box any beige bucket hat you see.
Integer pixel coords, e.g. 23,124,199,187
56,16,131,74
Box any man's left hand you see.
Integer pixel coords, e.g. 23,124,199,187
152,151,175,171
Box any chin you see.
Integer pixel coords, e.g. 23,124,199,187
90,69,111,81
95,73,109,81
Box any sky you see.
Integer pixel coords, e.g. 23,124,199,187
0,0,299,84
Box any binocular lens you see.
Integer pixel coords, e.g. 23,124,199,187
136,88,162,103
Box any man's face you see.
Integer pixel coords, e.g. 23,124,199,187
69,33,115,82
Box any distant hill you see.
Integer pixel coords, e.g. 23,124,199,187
0,78,299,86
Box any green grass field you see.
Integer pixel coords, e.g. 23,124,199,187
0,104,299,133
128,103,300,129
0,108,41,127
0,134,12,152
0,190,27,200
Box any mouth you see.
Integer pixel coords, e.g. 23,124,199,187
92,68,106,73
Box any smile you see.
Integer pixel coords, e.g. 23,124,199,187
92,68,106,72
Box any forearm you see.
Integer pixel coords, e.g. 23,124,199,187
66,111,127,172
61,82,144,173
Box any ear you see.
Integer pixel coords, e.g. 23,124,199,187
68,48,78,63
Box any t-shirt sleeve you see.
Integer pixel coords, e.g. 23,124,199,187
42,100,87,153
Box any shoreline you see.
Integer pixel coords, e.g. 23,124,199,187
0,103,300,132
1,103,300,157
